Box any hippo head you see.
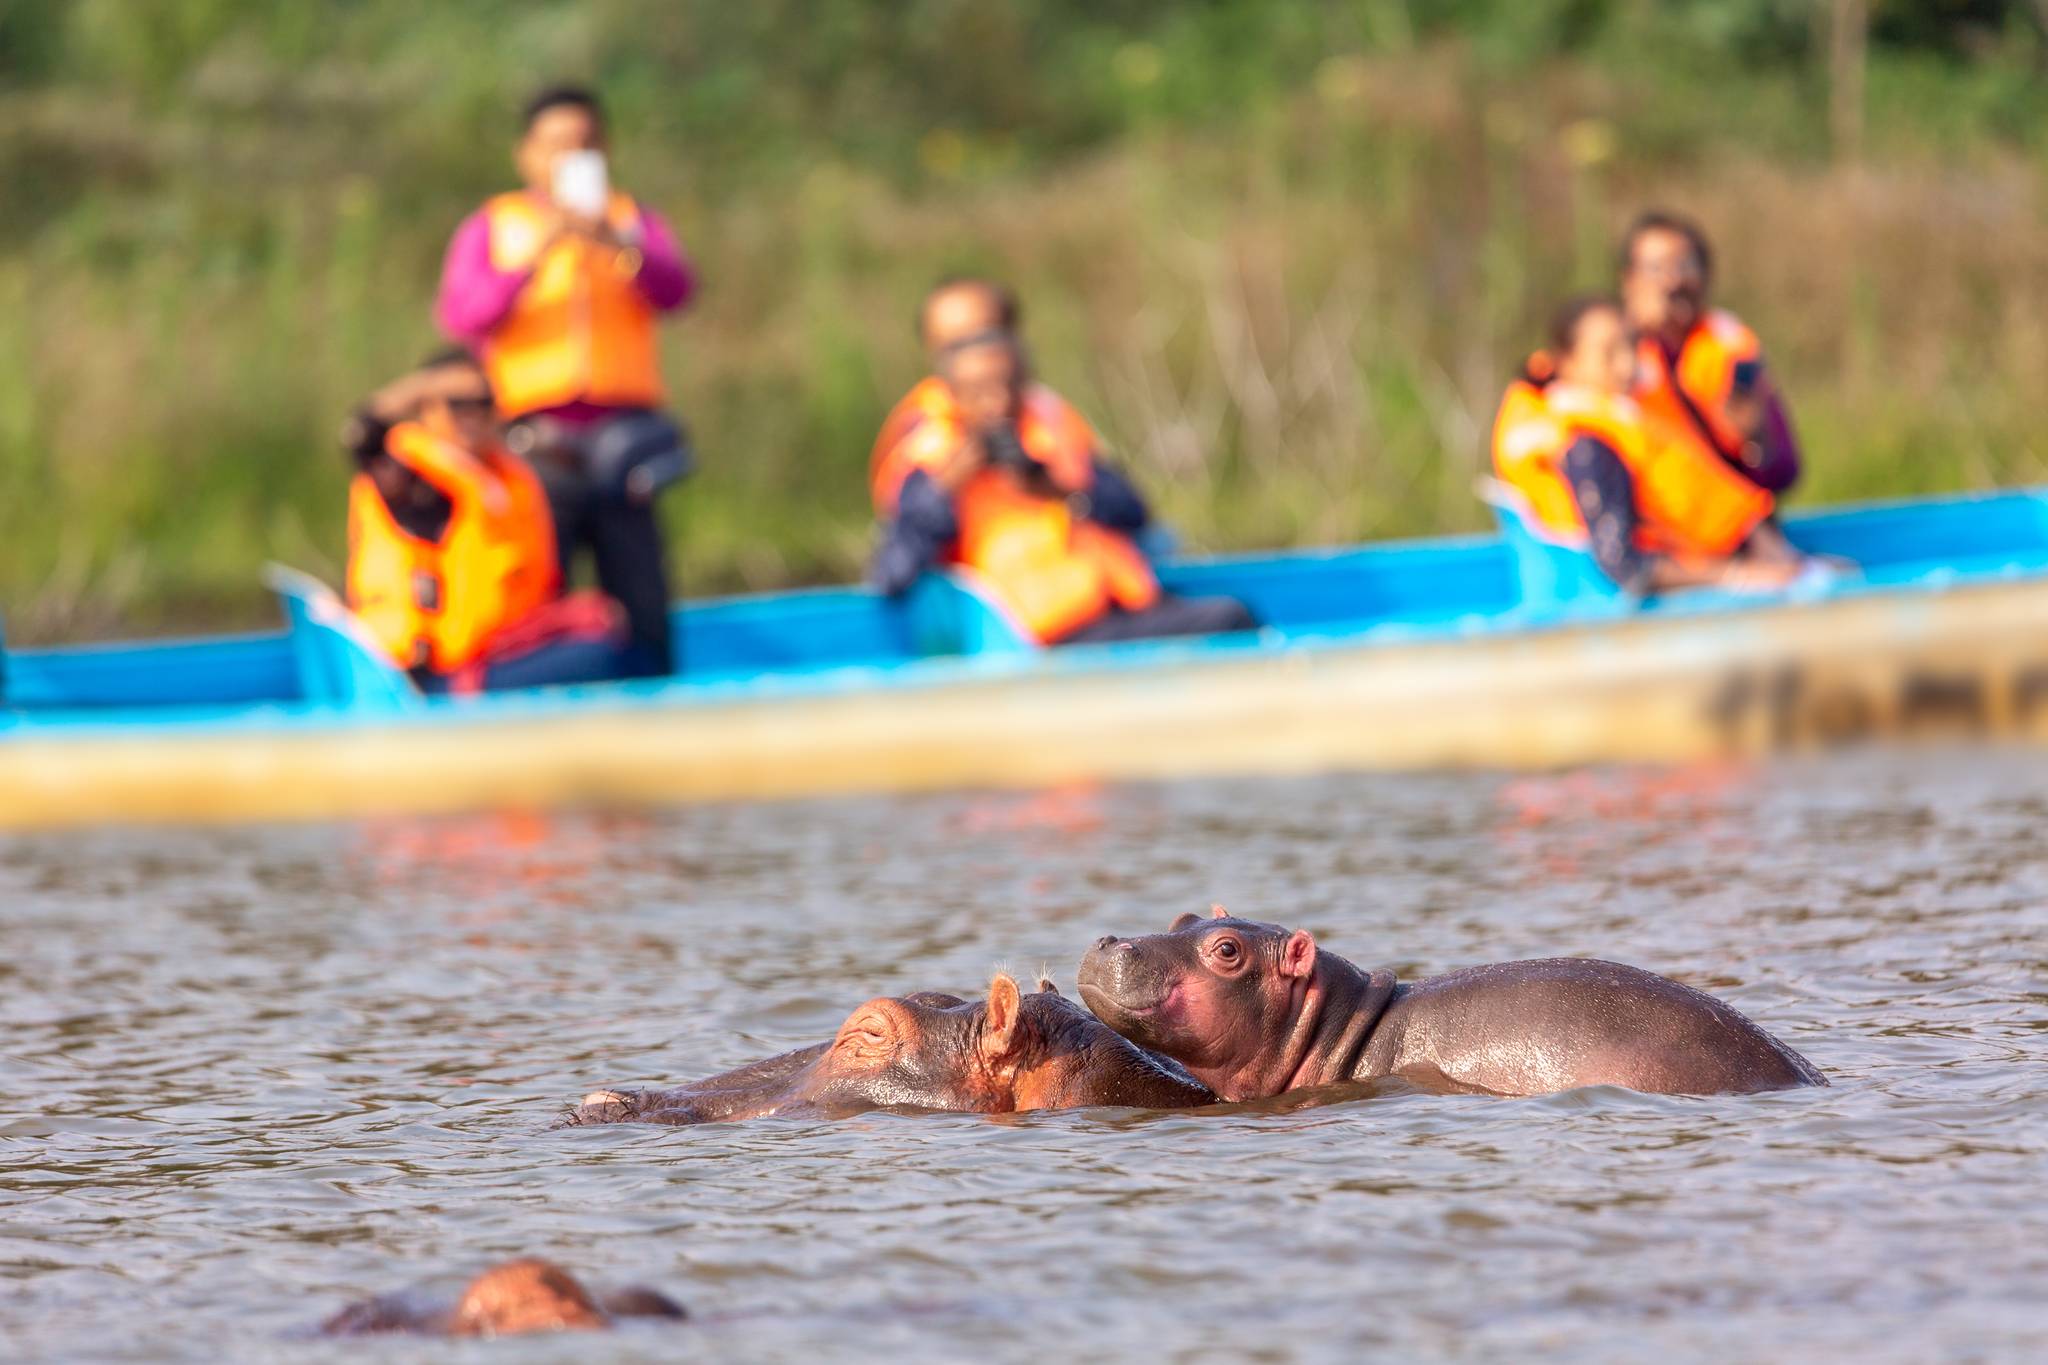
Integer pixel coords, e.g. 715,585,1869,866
803,972,1214,1115
1077,906,1318,1094
447,1258,685,1337
582,976,1212,1124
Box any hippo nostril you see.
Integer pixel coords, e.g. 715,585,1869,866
1092,935,1118,952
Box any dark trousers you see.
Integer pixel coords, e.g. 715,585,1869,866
1058,594,1258,646
540,467,674,678
415,637,638,695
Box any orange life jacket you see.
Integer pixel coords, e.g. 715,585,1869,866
953,469,1160,643
480,191,665,419
868,380,1155,641
346,423,560,673
869,377,1098,515
1490,372,1772,562
1633,309,1761,464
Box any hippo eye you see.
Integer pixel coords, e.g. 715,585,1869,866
1211,938,1241,964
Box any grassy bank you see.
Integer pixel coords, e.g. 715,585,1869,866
4,2,2047,641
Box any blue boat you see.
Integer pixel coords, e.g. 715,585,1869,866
3,488,2046,828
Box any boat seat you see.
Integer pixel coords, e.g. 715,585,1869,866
264,565,420,710
1475,478,1625,606
906,572,1036,656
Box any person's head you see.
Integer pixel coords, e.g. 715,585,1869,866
937,330,1026,431
516,85,607,193
1619,211,1712,341
409,350,500,451
1549,295,1634,395
919,278,1019,362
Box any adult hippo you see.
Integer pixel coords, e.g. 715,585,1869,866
571,973,1214,1124
1077,908,1824,1100
318,1257,686,1337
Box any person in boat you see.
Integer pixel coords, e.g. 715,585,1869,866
869,277,1154,541
1491,296,1808,595
1620,211,1800,494
433,84,695,678
342,351,636,693
870,327,1257,644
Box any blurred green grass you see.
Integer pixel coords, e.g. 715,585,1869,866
3,1,2046,640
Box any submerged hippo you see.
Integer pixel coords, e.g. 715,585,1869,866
1078,908,1825,1100
318,1257,686,1337
571,974,1214,1124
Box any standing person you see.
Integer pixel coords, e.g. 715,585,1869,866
1620,211,1801,494
1490,297,1809,596
434,84,696,677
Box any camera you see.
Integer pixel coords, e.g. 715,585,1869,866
981,423,1041,478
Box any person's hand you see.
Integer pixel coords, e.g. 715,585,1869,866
1742,518,1803,568
932,434,986,493
363,371,436,423
1723,386,1767,440
502,201,564,259
1716,558,1803,593
563,210,612,243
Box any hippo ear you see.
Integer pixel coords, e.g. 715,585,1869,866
1279,929,1317,979
1169,911,1201,932
981,973,1023,1061
1211,903,1231,919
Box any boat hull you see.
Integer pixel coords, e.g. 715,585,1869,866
4,574,2042,829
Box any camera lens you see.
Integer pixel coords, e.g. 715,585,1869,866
983,425,1032,472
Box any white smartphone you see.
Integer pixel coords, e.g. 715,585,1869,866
551,150,609,218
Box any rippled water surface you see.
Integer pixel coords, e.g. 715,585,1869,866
4,750,2046,1362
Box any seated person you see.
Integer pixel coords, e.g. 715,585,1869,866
1491,297,1809,595
871,329,1255,645
1621,211,1800,493
342,352,636,692
869,276,1150,540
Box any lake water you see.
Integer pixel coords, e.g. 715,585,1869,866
3,749,2044,1362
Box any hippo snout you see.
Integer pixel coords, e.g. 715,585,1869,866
1077,935,1170,1037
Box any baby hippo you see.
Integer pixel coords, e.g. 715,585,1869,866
1079,908,1825,1100
572,974,1214,1124
318,1257,685,1337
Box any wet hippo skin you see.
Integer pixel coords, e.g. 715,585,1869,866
570,975,1214,1124
1077,907,1825,1101
317,1257,686,1337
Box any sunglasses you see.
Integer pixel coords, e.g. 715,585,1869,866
441,392,497,414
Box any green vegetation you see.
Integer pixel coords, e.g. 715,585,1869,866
3,1,2047,640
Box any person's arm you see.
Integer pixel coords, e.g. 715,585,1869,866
433,210,539,345
869,469,961,596
1721,363,1801,493
626,206,696,313
1076,458,1150,533
1747,382,1802,493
